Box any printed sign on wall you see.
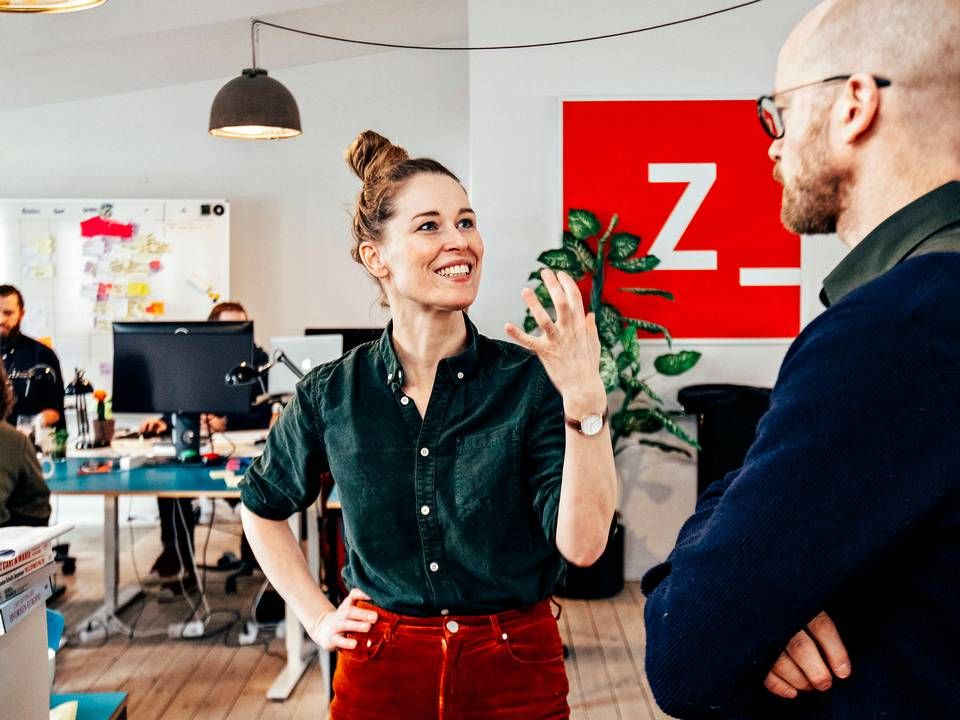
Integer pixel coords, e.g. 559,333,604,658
563,100,801,340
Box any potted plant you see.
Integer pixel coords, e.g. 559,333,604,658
91,389,114,447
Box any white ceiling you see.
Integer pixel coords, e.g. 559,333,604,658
0,0,468,110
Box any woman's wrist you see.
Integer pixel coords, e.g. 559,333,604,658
562,381,608,419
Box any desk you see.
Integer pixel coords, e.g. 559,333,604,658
50,692,128,720
47,459,320,701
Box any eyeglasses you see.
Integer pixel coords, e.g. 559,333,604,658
756,74,892,140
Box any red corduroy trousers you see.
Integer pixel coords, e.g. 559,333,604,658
330,599,570,720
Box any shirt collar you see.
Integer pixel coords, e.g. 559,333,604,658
821,181,960,306
378,312,481,388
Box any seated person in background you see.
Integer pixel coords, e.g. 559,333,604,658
140,301,269,587
0,284,66,430
0,361,51,527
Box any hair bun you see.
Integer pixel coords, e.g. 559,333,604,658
345,130,410,184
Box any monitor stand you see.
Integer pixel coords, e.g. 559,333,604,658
172,412,201,463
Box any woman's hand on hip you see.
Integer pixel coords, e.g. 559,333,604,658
307,588,379,652
505,269,605,410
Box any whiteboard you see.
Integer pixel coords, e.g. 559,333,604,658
0,199,230,396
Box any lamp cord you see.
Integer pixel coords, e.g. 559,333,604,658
250,1,763,53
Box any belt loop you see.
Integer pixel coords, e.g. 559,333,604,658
385,613,401,642
550,596,563,621
489,613,505,643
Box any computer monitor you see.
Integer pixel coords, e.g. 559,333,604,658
112,321,254,460
304,327,383,353
113,321,254,415
268,335,344,395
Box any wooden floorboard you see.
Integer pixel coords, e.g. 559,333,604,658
52,521,674,718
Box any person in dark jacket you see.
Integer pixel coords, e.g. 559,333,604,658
642,1,960,718
0,284,65,431
0,360,50,528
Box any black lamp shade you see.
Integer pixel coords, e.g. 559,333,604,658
209,68,302,140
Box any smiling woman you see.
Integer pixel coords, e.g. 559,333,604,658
238,129,618,720
344,130,480,310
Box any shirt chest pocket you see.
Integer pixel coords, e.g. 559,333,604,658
453,425,522,511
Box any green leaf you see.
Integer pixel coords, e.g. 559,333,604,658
619,288,675,301
629,318,673,348
650,407,701,450
599,349,618,393
616,352,635,372
537,249,582,275
528,270,543,281
563,232,597,274
534,283,554,309
635,439,692,458
613,408,664,435
523,313,537,333
608,232,641,261
620,323,638,360
654,351,702,376
611,255,661,273
568,209,601,240
597,303,623,348
621,376,662,404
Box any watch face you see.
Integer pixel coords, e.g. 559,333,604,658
581,413,603,436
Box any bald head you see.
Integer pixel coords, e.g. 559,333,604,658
770,0,960,245
780,0,960,90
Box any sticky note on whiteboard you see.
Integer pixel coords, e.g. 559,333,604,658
127,282,150,297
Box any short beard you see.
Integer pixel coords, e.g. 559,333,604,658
776,126,851,236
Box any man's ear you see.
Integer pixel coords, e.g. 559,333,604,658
358,241,389,279
838,73,883,145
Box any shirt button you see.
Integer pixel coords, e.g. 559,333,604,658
445,620,459,633
387,372,393,382
429,561,439,572
457,371,464,380
400,396,410,405
420,505,430,516
420,447,430,457
440,609,450,616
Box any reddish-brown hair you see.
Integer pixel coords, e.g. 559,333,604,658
345,130,461,305
208,302,248,320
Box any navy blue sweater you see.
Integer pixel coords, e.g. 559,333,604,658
642,242,960,715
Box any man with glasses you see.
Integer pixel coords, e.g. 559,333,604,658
642,0,960,717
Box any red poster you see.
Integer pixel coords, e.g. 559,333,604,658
563,100,801,340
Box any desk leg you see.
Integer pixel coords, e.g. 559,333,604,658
74,496,143,637
266,506,318,701
105,495,119,613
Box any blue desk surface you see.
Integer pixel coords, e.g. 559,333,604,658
47,458,242,497
51,692,127,720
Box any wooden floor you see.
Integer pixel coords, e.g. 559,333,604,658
51,516,673,719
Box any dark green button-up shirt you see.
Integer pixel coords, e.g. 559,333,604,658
240,314,566,616
821,181,960,307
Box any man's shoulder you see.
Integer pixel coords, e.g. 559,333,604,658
21,334,60,361
0,421,29,455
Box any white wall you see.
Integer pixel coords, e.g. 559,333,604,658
467,0,839,578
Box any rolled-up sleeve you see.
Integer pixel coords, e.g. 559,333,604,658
240,373,327,520
523,365,565,546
